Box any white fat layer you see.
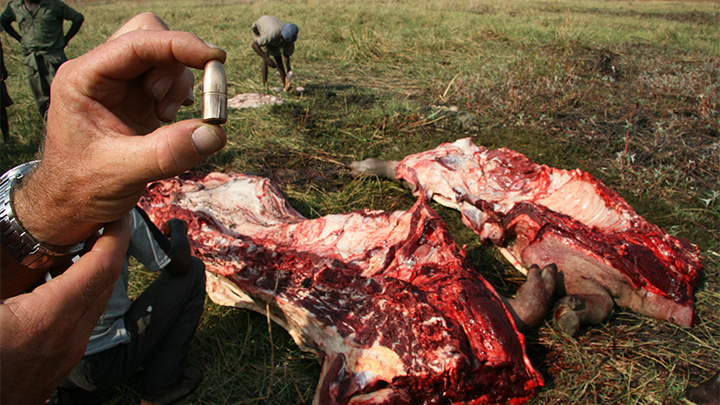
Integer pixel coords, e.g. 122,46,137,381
180,177,303,234
535,179,632,232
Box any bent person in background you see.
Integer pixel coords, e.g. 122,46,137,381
251,14,298,91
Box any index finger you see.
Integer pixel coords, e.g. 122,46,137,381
26,217,131,320
108,12,170,40
80,24,226,84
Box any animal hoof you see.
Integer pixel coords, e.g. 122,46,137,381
552,295,586,337
539,263,558,294
685,371,720,405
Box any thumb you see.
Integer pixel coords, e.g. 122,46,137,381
41,217,131,317
134,120,226,182
4,216,132,341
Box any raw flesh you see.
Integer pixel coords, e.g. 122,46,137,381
382,138,701,331
140,172,544,405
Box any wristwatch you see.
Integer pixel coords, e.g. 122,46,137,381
1,161,85,269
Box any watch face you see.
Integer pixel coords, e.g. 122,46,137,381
1,161,41,263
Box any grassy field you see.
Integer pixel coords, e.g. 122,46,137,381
1,0,718,404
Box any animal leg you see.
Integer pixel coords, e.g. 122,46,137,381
350,159,399,180
349,159,417,192
503,264,557,332
685,371,720,405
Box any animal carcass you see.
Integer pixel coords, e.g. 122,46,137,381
350,138,702,336
140,172,544,405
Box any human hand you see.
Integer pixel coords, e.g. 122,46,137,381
266,57,277,69
162,218,193,276
13,13,227,248
284,71,293,91
163,218,189,237
0,218,130,405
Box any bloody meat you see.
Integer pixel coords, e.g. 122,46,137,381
369,138,702,333
140,172,543,405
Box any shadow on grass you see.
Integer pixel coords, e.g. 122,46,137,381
1,132,43,172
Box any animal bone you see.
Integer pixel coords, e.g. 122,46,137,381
140,172,547,404
350,138,702,336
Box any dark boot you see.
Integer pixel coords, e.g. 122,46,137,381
140,364,203,405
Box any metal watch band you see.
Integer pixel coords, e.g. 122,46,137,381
1,161,85,269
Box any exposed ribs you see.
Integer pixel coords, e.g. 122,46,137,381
140,172,543,405
393,138,702,328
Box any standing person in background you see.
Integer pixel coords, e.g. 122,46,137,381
1,25,13,141
251,14,298,91
0,0,84,119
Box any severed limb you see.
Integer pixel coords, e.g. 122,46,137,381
349,159,417,192
552,288,615,337
502,264,557,332
685,371,720,405
351,158,561,333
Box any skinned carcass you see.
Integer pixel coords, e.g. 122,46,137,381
350,138,702,336
140,172,545,405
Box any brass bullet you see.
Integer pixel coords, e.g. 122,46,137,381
202,60,227,124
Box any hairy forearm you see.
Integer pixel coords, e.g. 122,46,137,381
1,218,129,403
13,164,109,247
1,162,95,298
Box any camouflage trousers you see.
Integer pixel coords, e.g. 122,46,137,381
23,49,67,119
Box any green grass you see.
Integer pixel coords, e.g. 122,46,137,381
2,0,718,404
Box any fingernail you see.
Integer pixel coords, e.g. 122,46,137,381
191,125,223,155
203,41,224,52
162,102,180,122
152,77,173,100
182,89,195,106
202,41,227,62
